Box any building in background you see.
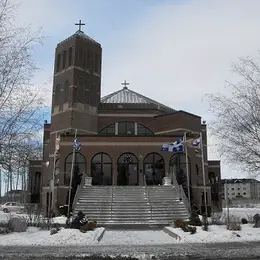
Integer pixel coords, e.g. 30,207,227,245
221,178,260,205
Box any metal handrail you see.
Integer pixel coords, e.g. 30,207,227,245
110,186,114,221
72,175,85,212
146,186,153,221
170,170,191,215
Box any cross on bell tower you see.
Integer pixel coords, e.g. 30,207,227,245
75,19,85,32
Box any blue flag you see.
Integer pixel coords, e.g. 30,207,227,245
161,136,184,153
73,137,81,151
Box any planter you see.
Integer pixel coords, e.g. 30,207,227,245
162,177,172,186
84,177,92,186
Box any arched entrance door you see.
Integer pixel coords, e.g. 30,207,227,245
91,153,113,185
117,153,138,185
144,153,165,185
169,153,191,200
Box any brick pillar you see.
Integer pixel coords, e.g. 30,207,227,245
112,158,117,185
86,157,91,177
138,156,144,186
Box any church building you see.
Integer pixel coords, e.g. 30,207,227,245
28,21,222,218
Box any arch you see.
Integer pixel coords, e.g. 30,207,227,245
118,121,135,136
63,80,70,102
117,153,139,185
91,153,112,185
99,123,115,136
137,123,154,136
143,153,165,185
64,152,86,186
169,153,191,199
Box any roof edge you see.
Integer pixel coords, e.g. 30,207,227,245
154,110,201,119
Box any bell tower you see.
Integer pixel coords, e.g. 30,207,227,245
51,20,102,135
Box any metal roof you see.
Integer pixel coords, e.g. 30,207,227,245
101,87,175,112
58,30,100,47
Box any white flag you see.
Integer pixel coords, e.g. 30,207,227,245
55,134,60,153
183,137,201,149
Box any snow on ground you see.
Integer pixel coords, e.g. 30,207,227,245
0,227,105,246
0,212,10,223
166,224,260,243
100,230,174,245
0,207,260,246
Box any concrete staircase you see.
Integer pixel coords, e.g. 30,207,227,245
74,186,190,225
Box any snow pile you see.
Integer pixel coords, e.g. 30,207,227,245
100,230,175,245
0,227,105,246
52,216,67,224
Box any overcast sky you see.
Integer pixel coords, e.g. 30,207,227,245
15,0,260,179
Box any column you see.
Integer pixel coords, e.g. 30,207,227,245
138,155,144,186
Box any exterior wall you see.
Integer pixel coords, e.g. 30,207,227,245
98,111,202,134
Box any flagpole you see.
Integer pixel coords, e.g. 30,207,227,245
184,132,191,205
200,132,208,217
67,129,77,220
51,148,57,213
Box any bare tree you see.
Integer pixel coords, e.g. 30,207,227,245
208,55,260,175
0,0,47,177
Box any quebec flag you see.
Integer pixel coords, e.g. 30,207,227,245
161,136,184,153
73,137,81,151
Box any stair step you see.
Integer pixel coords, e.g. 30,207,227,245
74,185,190,224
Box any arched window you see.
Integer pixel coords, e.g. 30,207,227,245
77,78,85,102
117,153,138,185
137,124,154,136
68,47,73,66
62,50,67,69
143,153,165,185
56,53,61,72
64,152,86,186
118,121,135,136
54,84,60,104
91,153,112,185
99,124,115,136
63,80,69,103
169,153,191,199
